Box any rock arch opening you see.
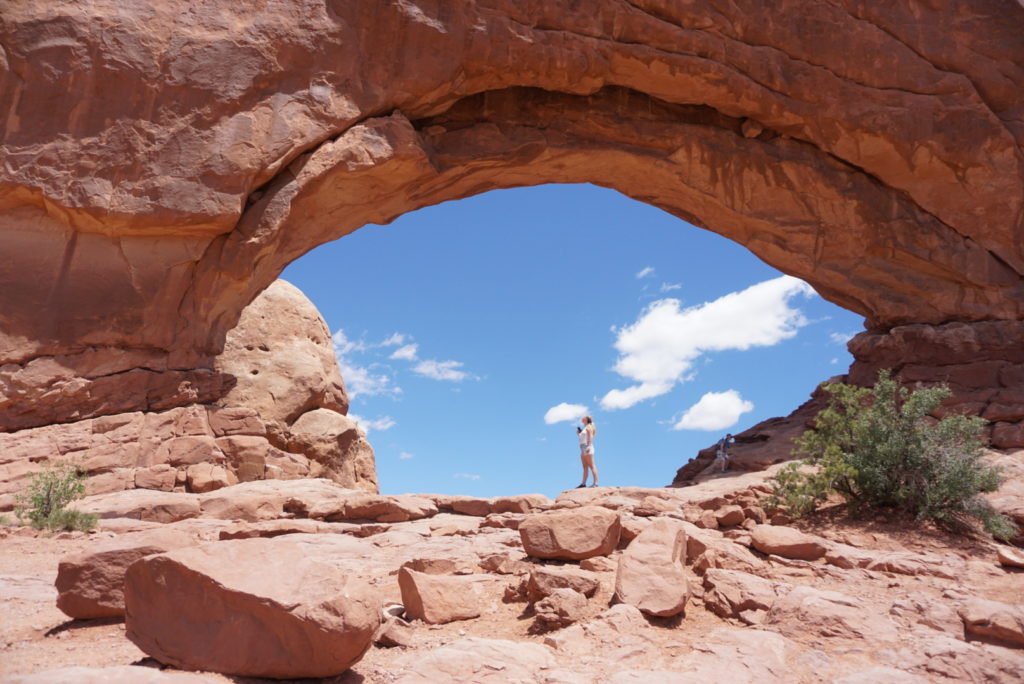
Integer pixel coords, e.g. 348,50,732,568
1,1,1022,498
280,182,864,494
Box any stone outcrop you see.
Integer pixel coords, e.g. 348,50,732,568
958,598,1024,649
55,527,195,619
750,525,829,561
124,537,381,678
1,1,1022,472
519,506,621,561
0,280,377,510
614,518,690,617
397,567,483,625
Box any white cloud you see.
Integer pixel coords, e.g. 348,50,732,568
390,343,419,361
829,331,856,346
399,451,414,461
348,414,397,434
673,390,754,431
414,359,474,382
453,472,481,481
332,329,367,356
332,328,402,399
601,276,815,410
544,402,589,425
337,359,400,399
659,282,682,293
636,266,655,279
379,333,407,347
830,357,840,365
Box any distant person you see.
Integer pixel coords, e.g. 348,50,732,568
576,415,599,488
712,433,735,473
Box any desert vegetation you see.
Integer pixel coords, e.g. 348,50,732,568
15,463,98,532
770,371,1017,540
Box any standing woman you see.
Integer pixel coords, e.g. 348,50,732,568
576,416,599,488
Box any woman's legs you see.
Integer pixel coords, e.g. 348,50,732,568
579,451,589,487
583,452,599,486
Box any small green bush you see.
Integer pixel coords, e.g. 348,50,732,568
769,370,1017,539
15,463,97,532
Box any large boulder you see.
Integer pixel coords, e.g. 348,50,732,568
215,280,348,427
751,525,828,561
526,565,601,602
56,528,195,619
124,537,380,678
533,588,588,632
397,567,483,625
613,518,689,617
701,569,779,624
285,409,377,491
519,506,621,561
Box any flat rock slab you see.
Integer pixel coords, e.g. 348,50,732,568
393,637,557,683
669,627,805,682
7,666,220,683
766,585,899,642
56,528,195,619
959,597,1024,649
519,506,621,560
751,525,828,561
72,490,200,523
125,536,380,678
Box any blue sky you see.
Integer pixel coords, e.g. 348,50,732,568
282,184,863,498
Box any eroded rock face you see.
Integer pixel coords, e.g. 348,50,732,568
0,280,377,508
55,528,195,619
0,1,1022,457
214,280,348,426
124,537,381,678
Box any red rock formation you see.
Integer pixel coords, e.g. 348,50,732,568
0,281,377,509
0,2,1022,470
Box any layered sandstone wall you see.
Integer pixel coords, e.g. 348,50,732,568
0,281,377,510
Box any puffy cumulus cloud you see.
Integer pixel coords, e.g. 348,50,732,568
390,343,419,361
414,359,475,382
348,414,397,434
601,276,814,410
636,266,655,279
673,390,754,431
544,402,589,425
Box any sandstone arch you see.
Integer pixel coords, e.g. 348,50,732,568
2,1,1023,454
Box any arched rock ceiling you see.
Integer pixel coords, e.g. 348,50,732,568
1,0,1022,428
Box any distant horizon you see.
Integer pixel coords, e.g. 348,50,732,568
282,183,863,498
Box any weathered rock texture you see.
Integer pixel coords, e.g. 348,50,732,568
1,1,1023,466
125,537,381,678
0,281,377,510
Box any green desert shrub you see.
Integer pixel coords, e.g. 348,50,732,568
15,463,97,532
769,370,1016,539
